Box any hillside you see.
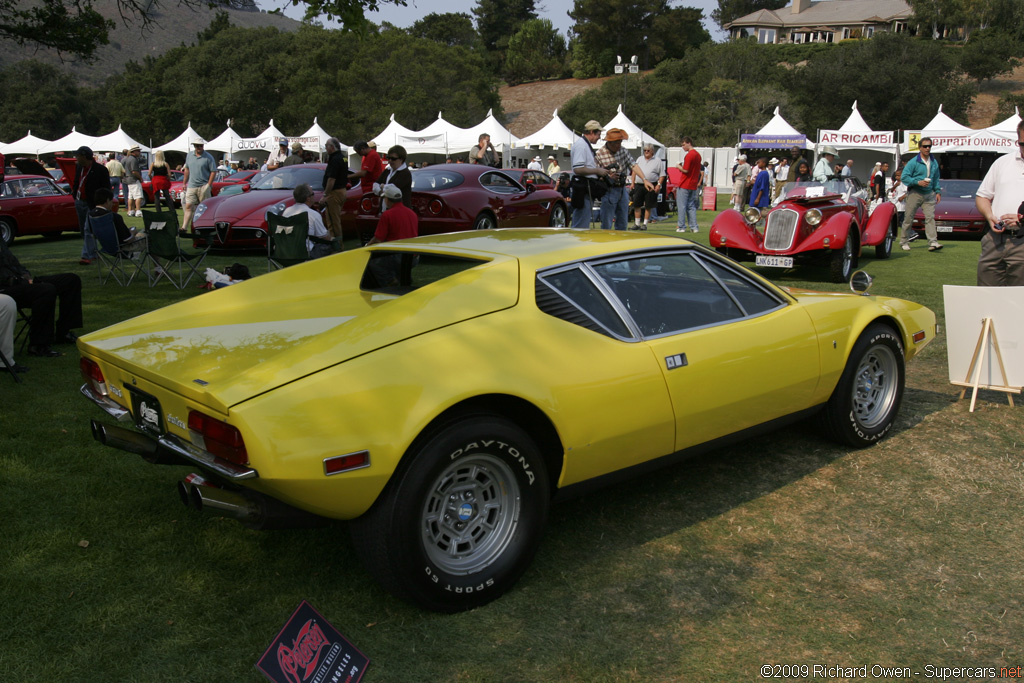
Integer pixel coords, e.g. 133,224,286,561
967,62,1024,127
0,0,300,87
499,77,610,137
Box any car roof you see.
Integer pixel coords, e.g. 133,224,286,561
374,228,696,269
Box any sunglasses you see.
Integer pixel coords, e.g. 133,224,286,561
388,156,401,161
1017,141,1024,147
919,144,931,149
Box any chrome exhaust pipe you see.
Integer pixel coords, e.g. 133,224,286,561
91,419,159,458
187,483,261,524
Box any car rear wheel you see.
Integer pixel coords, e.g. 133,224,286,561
829,231,855,283
473,212,497,231
350,415,550,612
0,218,15,246
875,217,894,260
549,203,567,227
821,323,905,447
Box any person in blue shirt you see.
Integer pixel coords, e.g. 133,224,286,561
899,137,943,252
750,158,772,210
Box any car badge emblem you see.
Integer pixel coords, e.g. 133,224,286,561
457,503,474,521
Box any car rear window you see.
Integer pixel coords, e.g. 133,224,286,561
253,167,325,191
411,170,463,191
361,252,484,293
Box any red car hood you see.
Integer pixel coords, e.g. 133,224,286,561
194,189,296,226
916,196,980,218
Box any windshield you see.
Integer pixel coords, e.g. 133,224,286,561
781,179,852,201
252,166,324,191
939,179,980,199
224,171,251,182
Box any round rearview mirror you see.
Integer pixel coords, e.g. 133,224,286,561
850,270,873,295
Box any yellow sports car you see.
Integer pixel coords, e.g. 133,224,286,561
80,230,936,612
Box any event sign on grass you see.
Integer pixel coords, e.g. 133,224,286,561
257,601,369,683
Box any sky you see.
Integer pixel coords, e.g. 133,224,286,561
276,0,728,43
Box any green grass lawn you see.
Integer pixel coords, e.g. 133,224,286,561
1,207,1021,682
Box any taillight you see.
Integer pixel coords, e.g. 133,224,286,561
188,410,249,465
360,196,375,212
80,357,107,396
428,199,444,215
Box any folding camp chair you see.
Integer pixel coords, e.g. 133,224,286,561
143,210,208,289
14,307,31,353
267,211,313,271
87,212,147,286
0,349,21,383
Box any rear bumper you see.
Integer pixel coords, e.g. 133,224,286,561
83,383,258,482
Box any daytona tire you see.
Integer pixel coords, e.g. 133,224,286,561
821,324,905,448
350,415,550,612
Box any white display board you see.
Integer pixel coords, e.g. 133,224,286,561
943,285,1024,386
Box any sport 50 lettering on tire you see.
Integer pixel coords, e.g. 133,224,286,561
822,324,905,448
350,416,550,612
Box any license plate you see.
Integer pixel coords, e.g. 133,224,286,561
128,388,164,436
755,255,794,268
936,224,954,232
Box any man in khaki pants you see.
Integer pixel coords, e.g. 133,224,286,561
322,137,348,248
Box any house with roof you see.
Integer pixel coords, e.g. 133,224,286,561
726,0,915,45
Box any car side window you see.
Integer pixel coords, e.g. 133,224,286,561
699,258,784,316
537,267,632,339
0,181,17,198
480,172,520,194
23,179,56,196
590,252,771,338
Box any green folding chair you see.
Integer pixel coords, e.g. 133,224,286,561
267,211,313,271
143,210,208,289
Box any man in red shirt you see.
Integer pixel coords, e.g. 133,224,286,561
349,141,384,194
675,136,702,233
366,184,418,286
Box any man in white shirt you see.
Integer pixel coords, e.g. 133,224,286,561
527,156,543,171
570,119,613,228
813,145,838,182
281,183,331,259
975,121,1024,286
267,138,290,171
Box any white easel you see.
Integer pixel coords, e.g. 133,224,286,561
951,317,1021,412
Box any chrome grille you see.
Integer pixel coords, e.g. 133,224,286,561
764,208,799,251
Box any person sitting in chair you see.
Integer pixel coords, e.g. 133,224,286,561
281,183,332,259
0,240,83,357
1,293,27,373
89,188,138,246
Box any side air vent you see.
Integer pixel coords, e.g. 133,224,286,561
535,280,613,338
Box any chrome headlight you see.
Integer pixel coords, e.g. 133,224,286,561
272,202,287,216
805,208,822,226
743,207,762,225
194,203,208,219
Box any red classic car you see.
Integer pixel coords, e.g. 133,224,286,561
911,179,984,239
0,160,80,245
357,164,569,235
504,168,557,190
710,178,897,282
191,164,362,248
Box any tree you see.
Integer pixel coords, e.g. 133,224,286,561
711,0,788,32
906,0,967,38
568,0,710,78
0,60,92,141
408,12,478,47
472,0,537,72
504,19,567,85
0,0,407,61
959,28,1023,82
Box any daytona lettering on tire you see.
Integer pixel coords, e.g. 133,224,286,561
821,324,905,448
350,415,549,612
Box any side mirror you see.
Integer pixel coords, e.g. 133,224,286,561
525,183,536,194
850,270,873,295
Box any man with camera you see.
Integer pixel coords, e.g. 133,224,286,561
974,121,1024,286
470,133,497,167
595,128,642,231
570,120,613,228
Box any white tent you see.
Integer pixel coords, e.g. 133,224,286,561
372,114,448,156
155,123,205,153
233,119,288,157
459,109,519,155
740,107,814,150
0,131,53,156
816,101,898,179
38,127,100,155
206,122,242,157
601,104,665,151
92,125,149,154
988,107,1021,134
899,105,1010,154
294,117,342,155
515,110,577,150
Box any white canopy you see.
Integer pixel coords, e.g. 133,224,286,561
988,107,1021,134
816,102,897,178
515,110,577,150
372,114,448,155
233,119,288,156
206,122,242,156
294,118,342,154
601,104,665,151
155,123,205,153
903,105,1015,154
458,109,519,154
0,131,53,156
91,125,149,154
740,107,813,149
38,127,100,155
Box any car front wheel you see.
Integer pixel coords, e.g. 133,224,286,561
549,202,567,227
875,217,894,260
350,415,550,612
821,323,905,447
0,218,15,246
830,231,856,282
